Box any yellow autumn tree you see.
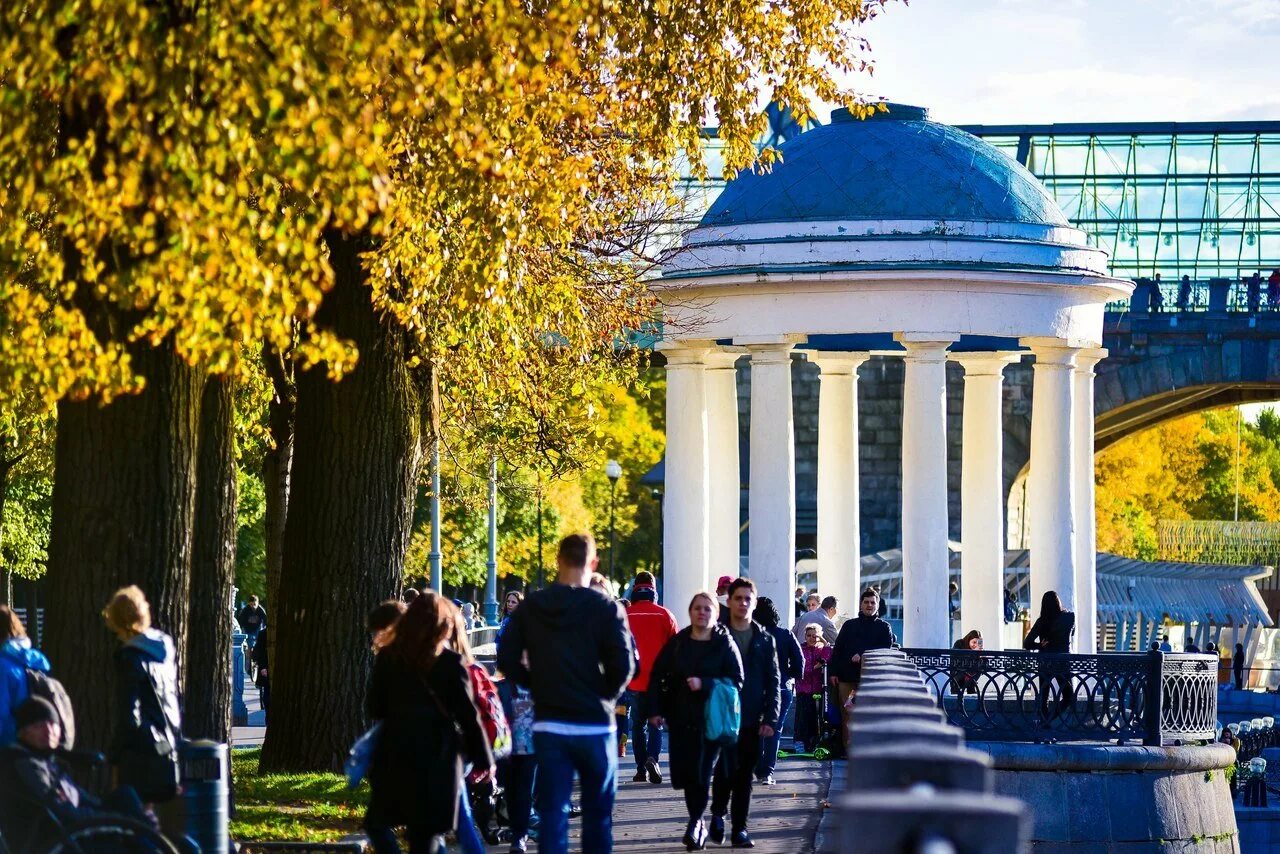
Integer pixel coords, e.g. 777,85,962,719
3,0,897,769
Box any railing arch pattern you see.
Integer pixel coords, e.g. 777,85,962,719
902,649,1217,745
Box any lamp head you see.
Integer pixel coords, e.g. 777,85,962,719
605,459,622,481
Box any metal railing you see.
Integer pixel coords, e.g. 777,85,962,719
903,649,1218,745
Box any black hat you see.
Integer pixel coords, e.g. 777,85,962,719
14,696,58,730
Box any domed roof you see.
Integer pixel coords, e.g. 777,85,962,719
701,104,1069,229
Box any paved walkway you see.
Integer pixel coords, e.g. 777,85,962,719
602,753,832,853
233,683,833,851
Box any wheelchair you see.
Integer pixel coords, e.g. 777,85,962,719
0,751,185,854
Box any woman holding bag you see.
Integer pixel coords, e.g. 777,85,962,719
103,586,182,811
647,592,743,851
364,592,494,854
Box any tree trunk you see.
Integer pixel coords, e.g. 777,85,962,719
259,233,422,772
45,339,201,751
185,375,238,742
262,348,294,675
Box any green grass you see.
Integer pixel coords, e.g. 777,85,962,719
231,747,369,843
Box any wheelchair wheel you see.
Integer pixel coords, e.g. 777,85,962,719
45,815,181,854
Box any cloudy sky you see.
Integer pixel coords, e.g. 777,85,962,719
839,0,1280,125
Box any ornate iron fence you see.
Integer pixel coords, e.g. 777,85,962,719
903,649,1218,745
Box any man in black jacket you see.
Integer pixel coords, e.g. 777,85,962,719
709,578,780,849
497,534,637,854
830,588,896,746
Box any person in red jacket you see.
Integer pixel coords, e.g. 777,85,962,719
624,571,679,784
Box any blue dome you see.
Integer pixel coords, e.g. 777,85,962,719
701,104,1069,228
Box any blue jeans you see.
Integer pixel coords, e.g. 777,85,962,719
627,692,662,766
755,688,794,778
533,731,617,854
456,789,485,854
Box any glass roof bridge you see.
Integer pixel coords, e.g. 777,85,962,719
675,114,1280,297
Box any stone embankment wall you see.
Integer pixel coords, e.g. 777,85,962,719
974,741,1239,853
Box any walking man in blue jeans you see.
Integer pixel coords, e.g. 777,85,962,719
497,534,637,853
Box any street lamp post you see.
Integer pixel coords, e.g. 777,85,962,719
605,459,622,584
483,456,499,625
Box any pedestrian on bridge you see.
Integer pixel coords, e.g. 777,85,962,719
623,571,678,785
752,597,802,787
708,578,780,849
496,534,636,854
648,591,743,851
1178,274,1192,311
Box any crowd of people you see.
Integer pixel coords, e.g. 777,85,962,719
1,541,1106,853
1145,269,1280,313
0,587,185,849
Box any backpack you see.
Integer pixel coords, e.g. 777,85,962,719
467,663,512,762
704,678,741,745
26,669,76,750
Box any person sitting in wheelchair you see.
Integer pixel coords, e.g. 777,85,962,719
0,696,148,846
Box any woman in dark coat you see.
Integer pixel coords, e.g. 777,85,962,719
1023,591,1076,726
364,592,494,854
648,592,744,851
102,586,182,808
752,597,803,785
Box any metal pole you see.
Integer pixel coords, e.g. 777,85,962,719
1235,406,1242,522
536,481,544,590
608,480,617,584
484,457,499,624
429,437,443,593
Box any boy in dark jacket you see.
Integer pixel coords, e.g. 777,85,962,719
497,534,637,854
708,578,780,849
830,588,896,746
752,597,803,786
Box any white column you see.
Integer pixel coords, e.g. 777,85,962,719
811,353,870,621
1023,338,1080,625
1073,348,1106,653
706,351,743,582
897,334,958,649
741,337,802,617
956,353,1020,651
659,343,712,625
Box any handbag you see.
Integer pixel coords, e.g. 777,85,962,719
704,678,741,745
344,721,382,789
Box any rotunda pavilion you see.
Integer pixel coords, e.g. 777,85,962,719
654,104,1133,651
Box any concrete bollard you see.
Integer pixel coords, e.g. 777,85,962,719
849,719,965,750
838,789,1028,853
846,743,993,793
851,706,948,727
180,740,230,854
849,689,938,711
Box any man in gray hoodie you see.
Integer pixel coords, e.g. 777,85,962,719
497,534,637,854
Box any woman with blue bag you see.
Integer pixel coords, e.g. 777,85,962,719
647,592,743,851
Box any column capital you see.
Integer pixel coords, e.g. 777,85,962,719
1020,337,1082,368
1074,347,1108,374
896,333,958,364
807,351,872,375
658,343,713,367
704,348,747,370
953,351,1023,376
